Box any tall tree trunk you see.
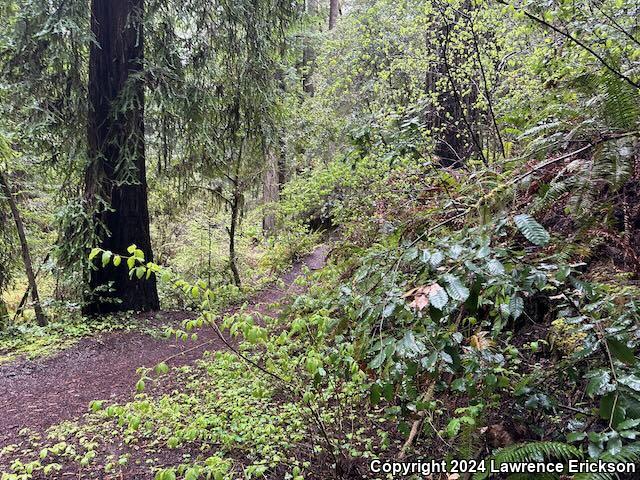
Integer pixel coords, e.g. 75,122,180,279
228,185,242,287
425,6,479,167
84,0,159,314
0,297,8,331
262,147,279,234
0,171,47,326
302,0,319,94
329,0,339,30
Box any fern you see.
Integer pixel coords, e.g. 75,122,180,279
601,73,640,131
526,70,639,224
473,441,582,480
593,140,634,189
514,214,550,246
532,177,575,214
574,442,640,480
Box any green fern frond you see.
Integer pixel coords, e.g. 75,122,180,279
514,214,550,246
602,73,640,131
593,140,634,189
472,441,582,480
574,442,640,480
571,72,640,131
531,178,575,214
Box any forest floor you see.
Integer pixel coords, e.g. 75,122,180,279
0,245,329,451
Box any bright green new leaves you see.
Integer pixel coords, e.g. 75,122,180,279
155,362,170,375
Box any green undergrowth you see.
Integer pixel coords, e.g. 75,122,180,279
1,352,308,479
0,262,399,480
0,313,167,365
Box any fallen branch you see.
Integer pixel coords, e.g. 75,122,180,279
399,416,424,459
13,251,51,323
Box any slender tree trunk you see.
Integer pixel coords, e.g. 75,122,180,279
302,0,319,94
228,186,242,287
425,6,479,167
0,297,8,330
84,0,159,314
302,46,316,94
277,136,287,190
0,170,46,326
262,147,279,234
329,0,339,29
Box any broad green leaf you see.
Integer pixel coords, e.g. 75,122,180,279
509,295,524,319
445,418,461,437
154,362,169,375
430,250,444,268
616,418,640,430
514,214,550,246
185,468,199,480
600,393,625,425
618,374,640,391
369,349,387,369
487,259,505,275
606,435,622,456
607,338,636,365
586,370,613,397
101,251,112,267
429,283,448,309
567,432,586,443
399,331,423,356
443,275,469,302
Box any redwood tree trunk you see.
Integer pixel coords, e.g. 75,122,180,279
85,0,159,314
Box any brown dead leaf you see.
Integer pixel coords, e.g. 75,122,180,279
409,294,430,310
405,285,439,311
469,331,494,351
486,423,514,448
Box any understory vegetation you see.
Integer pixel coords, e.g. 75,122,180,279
1,0,640,478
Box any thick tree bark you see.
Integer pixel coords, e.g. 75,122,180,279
329,0,339,30
85,0,159,314
0,170,47,326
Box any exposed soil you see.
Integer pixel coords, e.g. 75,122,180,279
0,246,328,450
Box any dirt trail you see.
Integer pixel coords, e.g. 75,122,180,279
0,246,328,448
